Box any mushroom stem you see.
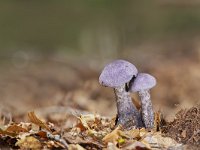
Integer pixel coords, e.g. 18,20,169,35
114,84,143,129
138,90,154,129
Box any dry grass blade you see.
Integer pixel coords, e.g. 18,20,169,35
28,111,51,131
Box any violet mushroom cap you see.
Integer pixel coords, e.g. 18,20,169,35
99,59,138,87
99,60,143,129
130,73,156,92
130,73,156,129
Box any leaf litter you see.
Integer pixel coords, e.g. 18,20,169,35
0,108,193,150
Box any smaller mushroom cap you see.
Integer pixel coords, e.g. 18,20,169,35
130,73,156,92
99,59,138,87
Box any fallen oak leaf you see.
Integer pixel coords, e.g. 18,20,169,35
28,111,51,131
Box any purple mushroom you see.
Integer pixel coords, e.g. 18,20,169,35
99,60,143,129
130,73,156,129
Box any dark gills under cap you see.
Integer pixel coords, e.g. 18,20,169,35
99,60,138,88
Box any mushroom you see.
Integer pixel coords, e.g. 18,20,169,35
99,60,143,129
129,73,156,129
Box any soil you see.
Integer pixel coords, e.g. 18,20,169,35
162,105,200,146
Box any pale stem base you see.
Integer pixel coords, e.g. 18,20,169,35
139,90,154,129
114,84,143,129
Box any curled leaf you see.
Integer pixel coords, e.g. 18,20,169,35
28,112,51,131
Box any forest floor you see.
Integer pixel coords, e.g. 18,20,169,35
0,57,199,149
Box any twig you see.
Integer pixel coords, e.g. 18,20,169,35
45,130,69,149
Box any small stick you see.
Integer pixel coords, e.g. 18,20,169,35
45,130,69,149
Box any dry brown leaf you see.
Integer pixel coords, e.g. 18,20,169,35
28,111,51,131
142,132,182,149
80,114,96,122
76,122,87,131
77,114,99,136
6,124,28,133
37,131,47,139
102,126,121,144
68,144,86,150
0,127,17,137
78,115,91,130
64,132,104,149
122,141,150,150
139,128,147,137
16,136,42,150
121,129,140,139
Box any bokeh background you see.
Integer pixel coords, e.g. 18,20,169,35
0,1,200,121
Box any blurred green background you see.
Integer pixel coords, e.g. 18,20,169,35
1,0,200,64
